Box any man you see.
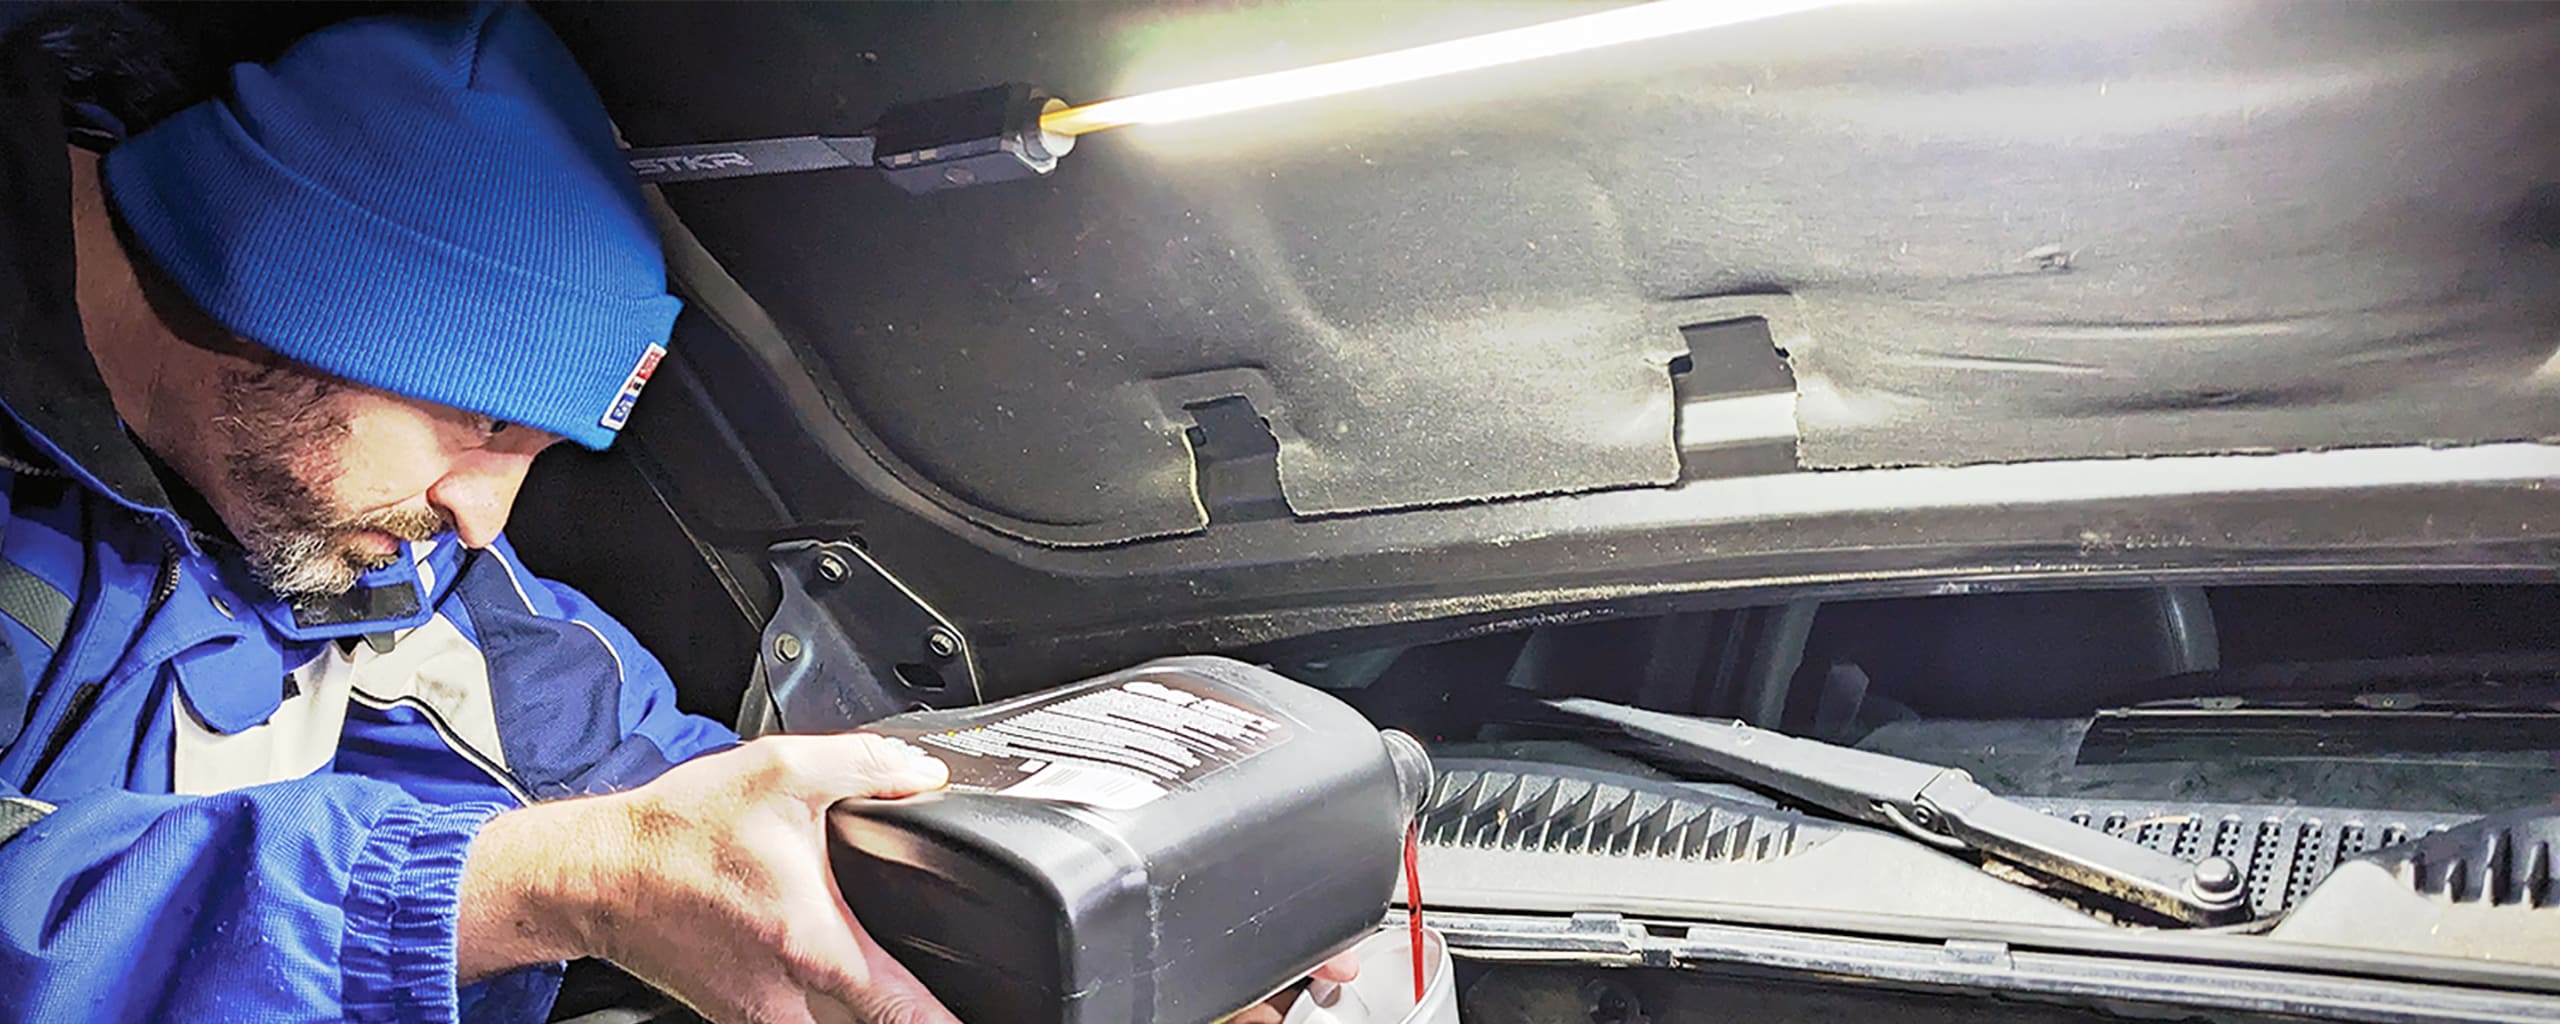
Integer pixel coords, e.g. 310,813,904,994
3,5,1351,1021
0,5,1377,1023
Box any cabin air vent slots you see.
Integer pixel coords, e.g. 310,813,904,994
1413,770,2482,917
1417,769,1803,862
2029,800,2468,915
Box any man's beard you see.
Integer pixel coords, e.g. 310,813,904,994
216,365,446,599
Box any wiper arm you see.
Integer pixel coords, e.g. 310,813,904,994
1550,698,2253,927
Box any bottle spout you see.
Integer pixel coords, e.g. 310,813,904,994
1381,729,1435,823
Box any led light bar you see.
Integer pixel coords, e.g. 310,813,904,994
1041,0,1865,137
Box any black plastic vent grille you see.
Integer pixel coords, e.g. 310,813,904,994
2371,806,2560,908
1418,766,1811,863
2018,799,2471,916
1415,766,2480,916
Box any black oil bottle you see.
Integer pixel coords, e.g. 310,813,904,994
829,656,1433,1024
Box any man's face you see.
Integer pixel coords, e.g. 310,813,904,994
212,360,561,598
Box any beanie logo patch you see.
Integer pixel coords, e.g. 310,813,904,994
601,344,667,432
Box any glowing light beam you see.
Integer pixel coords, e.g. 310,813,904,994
1041,0,1866,138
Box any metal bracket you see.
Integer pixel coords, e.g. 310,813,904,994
755,539,982,735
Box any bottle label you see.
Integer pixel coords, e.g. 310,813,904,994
868,675,1292,810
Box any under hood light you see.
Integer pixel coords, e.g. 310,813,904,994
1040,0,1867,138
623,0,1870,192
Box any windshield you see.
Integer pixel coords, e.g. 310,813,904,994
1798,585,2560,816
1293,583,2560,814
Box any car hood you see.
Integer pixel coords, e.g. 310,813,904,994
553,0,2560,538
531,0,2560,693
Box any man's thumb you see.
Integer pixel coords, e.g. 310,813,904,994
836,733,951,796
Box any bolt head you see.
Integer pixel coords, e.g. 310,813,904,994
2191,856,2243,897
925,628,961,659
815,553,850,582
774,633,805,662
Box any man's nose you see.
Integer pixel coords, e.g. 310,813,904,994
426,455,533,548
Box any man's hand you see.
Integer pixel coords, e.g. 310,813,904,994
1228,952,1362,1024
459,734,960,1024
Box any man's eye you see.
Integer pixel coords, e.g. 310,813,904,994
484,419,511,437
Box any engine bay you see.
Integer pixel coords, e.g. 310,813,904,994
1266,582,2560,1022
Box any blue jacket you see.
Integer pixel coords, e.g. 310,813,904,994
0,41,735,1024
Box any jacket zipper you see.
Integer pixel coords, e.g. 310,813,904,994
149,538,180,607
21,681,102,785
0,451,62,478
23,540,179,789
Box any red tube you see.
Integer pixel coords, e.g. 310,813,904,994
1404,819,1425,1003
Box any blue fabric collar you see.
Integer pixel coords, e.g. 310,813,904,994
175,545,446,735
253,555,436,644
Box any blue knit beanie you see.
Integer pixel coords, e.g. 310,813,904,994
103,2,680,450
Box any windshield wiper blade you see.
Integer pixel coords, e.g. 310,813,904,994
1549,698,2253,927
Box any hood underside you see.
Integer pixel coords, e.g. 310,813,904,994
549,0,2560,549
